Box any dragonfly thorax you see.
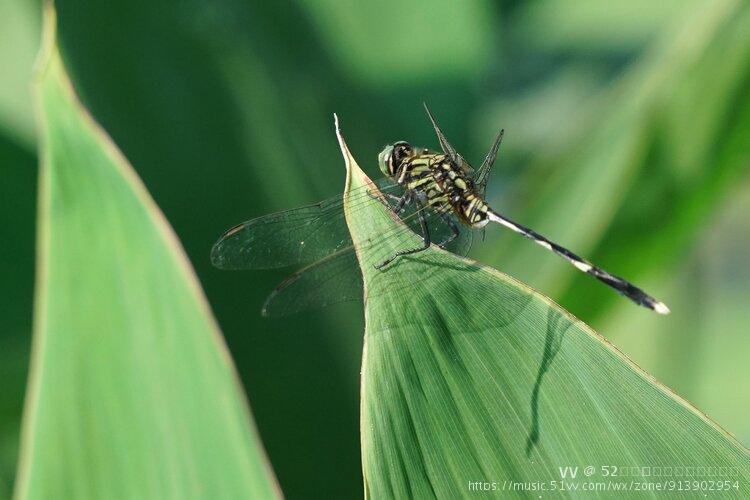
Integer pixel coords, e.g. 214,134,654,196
396,152,492,228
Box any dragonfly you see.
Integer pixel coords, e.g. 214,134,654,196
211,104,669,317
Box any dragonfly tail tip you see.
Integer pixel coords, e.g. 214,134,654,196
653,301,670,315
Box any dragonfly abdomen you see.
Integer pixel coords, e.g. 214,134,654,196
459,194,491,228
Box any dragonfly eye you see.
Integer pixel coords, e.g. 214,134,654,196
379,142,413,177
392,141,413,165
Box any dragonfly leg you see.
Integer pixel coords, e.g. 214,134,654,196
374,200,431,269
437,212,460,248
370,189,412,215
389,192,412,214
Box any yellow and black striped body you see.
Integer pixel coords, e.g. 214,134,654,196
396,153,491,228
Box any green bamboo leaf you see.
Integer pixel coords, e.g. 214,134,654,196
297,0,493,87
335,121,750,498
14,7,280,499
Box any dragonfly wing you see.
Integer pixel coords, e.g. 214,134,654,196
211,199,352,270
262,248,362,317
423,103,474,176
211,177,402,270
475,129,504,195
261,195,481,316
262,210,472,317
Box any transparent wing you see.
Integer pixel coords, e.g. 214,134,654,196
262,205,475,316
211,177,402,269
262,249,363,317
212,161,478,315
422,103,503,197
423,103,474,176
475,129,504,194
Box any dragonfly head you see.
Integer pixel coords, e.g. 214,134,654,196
378,141,413,178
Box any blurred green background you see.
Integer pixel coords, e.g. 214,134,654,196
1,0,748,498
